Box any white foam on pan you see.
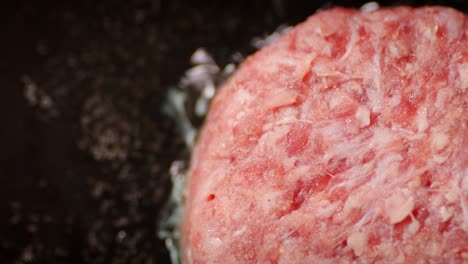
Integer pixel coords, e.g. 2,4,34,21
157,160,187,264
159,48,235,264
251,25,291,49
360,2,380,12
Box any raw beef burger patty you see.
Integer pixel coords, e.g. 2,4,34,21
182,7,468,263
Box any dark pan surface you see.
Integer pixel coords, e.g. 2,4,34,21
0,0,466,263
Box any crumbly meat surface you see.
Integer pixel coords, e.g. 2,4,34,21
182,7,468,264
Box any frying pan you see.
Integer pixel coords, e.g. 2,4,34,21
0,0,466,263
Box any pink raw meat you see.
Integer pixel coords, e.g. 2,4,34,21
182,7,468,264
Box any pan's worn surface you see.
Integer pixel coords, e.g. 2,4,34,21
0,0,466,263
